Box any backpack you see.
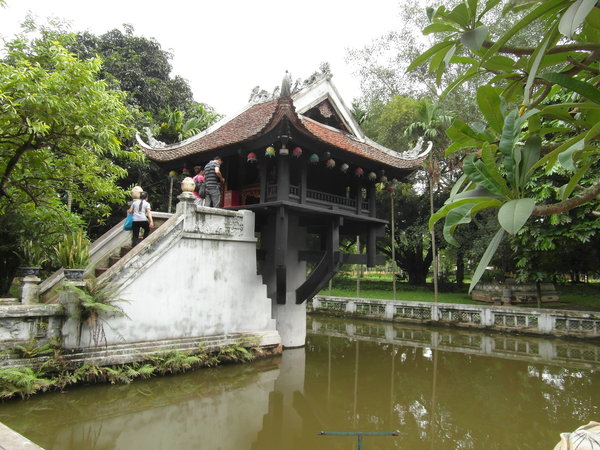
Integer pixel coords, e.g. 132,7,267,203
194,179,206,197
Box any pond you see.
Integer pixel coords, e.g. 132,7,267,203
1,316,599,449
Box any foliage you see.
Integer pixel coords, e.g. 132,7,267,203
0,341,262,399
59,277,129,346
154,104,221,144
54,230,90,269
11,339,56,359
0,24,136,292
18,239,48,267
416,0,600,291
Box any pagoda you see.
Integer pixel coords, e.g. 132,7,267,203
139,73,428,346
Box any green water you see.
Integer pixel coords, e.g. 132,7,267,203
1,317,599,449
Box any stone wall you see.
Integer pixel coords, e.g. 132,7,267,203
310,296,600,339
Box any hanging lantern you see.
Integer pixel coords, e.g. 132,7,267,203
279,146,289,156
168,170,178,178
247,152,257,163
386,184,395,193
182,168,191,176
368,171,377,181
292,146,303,158
326,159,336,169
309,153,319,164
265,146,276,157
340,163,349,173
380,175,388,183
355,167,364,177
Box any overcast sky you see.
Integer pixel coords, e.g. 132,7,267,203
1,0,402,116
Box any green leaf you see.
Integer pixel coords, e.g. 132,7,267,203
524,24,558,106
463,155,505,196
559,0,597,38
518,135,541,185
482,0,565,62
444,203,477,246
498,198,536,235
407,40,456,72
469,228,505,293
541,72,600,104
561,158,593,200
423,23,459,34
529,132,586,174
477,85,504,134
481,55,517,72
446,2,471,28
461,25,489,51
558,139,585,171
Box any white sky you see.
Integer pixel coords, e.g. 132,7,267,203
1,0,402,116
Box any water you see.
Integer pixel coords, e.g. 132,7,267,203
1,317,599,449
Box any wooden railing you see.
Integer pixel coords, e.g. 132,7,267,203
264,184,370,214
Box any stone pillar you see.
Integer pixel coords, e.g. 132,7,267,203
264,215,307,348
59,280,85,348
20,274,41,305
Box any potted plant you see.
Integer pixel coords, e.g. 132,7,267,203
55,230,91,280
18,240,48,276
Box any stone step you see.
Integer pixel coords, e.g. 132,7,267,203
95,267,109,277
120,246,132,257
108,256,121,267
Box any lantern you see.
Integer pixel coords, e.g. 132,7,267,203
279,146,289,156
355,167,364,177
247,152,257,163
292,147,303,158
168,170,178,178
368,171,377,181
326,159,336,169
323,151,331,159
309,153,319,164
380,175,388,183
182,168,191,176
340,163,349,173
386,185,395,193
265,146,276,157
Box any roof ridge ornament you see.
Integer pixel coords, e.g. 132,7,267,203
280,70,292,98
399,136,433,160
139,127,167,149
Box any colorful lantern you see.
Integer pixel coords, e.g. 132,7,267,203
355,167,364,177
279,146,289,156
386,185,395,193
326,159,336,169
368,171,377,181
168,170,178,178
309,153,319,164
265,146,276,157
340,163,349,173
292,146,303,157
247,152,257,163
182,168,191,176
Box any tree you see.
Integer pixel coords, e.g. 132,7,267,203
418,0,600,290
0,29,135,293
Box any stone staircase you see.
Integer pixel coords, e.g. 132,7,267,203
94,245,132,278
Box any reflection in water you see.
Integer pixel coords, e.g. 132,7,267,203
0,317,599,449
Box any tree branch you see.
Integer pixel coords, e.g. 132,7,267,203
481,40,600,56
532,181,600,216
0,138,35,193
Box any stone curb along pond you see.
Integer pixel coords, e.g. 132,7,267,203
309,296,600,339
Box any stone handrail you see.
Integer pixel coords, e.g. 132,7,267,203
310,296,600,339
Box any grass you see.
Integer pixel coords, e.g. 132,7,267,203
319,273,600,310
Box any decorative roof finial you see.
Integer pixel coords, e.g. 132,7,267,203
280,70,292,98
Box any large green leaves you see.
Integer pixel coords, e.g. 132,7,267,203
559,0,597,38
498,198,536,234
469,228,505,293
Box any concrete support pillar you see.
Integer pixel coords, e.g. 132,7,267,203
20,275,41,305
264,215,307,348
59,280,85,349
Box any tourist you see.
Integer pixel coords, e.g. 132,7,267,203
203,156,225,207
192,165,205,206
128,191,154,247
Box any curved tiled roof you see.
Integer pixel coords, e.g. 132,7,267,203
141,97,425,170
